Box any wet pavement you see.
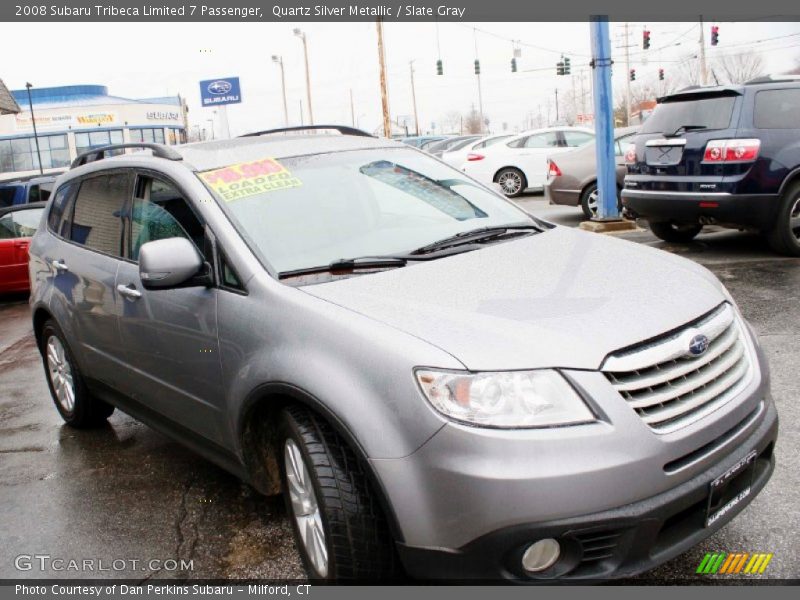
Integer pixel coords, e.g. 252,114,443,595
1,195,798,581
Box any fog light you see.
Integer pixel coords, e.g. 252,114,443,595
521,539,561,573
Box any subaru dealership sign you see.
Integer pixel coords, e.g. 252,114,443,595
199,77,241,107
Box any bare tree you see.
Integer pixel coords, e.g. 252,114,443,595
439,110,462,134
713,52,765,84
784,54,800,75
463,106,483,134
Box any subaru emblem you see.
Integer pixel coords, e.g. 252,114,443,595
207,80,232,95
688,334,710,357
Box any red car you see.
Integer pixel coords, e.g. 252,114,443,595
0,202,46,294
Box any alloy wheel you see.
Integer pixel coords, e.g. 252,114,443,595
498,171,522,195
587,189,599,216
46,336,75,413
790,197,800,240
285,438,328,577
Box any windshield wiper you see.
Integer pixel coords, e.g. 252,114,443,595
279,255,423,279
665,124,707,137
410,223,541,255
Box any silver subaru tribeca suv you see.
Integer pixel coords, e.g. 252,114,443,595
29,127,777,581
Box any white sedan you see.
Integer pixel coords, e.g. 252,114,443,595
440,134,514,167
460,127,595,197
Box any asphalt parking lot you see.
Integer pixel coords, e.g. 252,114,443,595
0,194,797,582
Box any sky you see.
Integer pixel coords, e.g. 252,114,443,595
2,20,800,137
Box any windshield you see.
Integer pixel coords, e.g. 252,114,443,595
200,148,533,275
641,93,737,134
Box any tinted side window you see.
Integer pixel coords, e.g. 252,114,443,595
70,174,130,257
507,137,525,148
47,184,76,238
562,131,595,147
0,214,14,239
130,175,205,262
524,133,559,148
0,186,19,208
754,89,800,129
28,185,41,203
0,208,44,239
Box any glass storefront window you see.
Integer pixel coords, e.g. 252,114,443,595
130,128,166,144
74,129,123,157
0,134,70,174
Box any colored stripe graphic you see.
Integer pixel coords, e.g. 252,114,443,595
711,553,727,573
719,553,737,574
697,553,712,574
734,553,750,573
758,554,773,574
697,552,772,574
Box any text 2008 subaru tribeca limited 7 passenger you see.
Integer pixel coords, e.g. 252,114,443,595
29,127,777,581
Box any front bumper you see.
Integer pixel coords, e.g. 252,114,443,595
621,189,780,229
394,401,777,581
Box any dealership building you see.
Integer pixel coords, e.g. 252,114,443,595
0,84,188,180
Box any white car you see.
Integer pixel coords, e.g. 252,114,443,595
461,127,595,197
440,134,514,167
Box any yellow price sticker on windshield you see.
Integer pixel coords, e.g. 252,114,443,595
199,157,302,202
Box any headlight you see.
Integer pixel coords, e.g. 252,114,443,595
415,369,594,428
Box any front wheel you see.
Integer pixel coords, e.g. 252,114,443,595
277,406,398,580
766,184,800,256
40,320,114,428
649,221,703,243
495,168,527,198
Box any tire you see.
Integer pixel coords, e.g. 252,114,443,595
580,183,599,219
649,221,703,243
495,168,527,198
766,183,800,256
40,320,114,428
580,183,623,220
277,406,398,580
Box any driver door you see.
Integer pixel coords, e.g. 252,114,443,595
114,172,225,445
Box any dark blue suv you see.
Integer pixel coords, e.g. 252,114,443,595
621,76,800,255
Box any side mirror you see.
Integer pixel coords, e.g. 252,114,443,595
139,237,203,289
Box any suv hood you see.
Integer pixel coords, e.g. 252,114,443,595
301,227,726,371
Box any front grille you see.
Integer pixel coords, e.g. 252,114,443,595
603,304,754,433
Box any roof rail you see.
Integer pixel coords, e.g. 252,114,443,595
745,74,800,85
239,125,374,138
71,143,183,168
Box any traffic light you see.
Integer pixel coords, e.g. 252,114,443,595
563,57,571,75
557,60,564,76
659,68,664,81
511,57,517,73
643,29,651,50
630,68,636,81
436,59,443,75
711,25,719,46
474,59,480,75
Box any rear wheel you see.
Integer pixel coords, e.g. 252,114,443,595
277,406,398,580
495,168,527,198
766,184,800,256
649,221,703,243
40,320,114,428
580,184,599,219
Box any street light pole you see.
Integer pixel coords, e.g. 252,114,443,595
272,55,289,127
409,60,420,136
473,28,485,133
206,119,215,140
376,18,392,138
25,83,44,175
294,28,314,125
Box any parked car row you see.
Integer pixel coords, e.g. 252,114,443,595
0,202,46,293
0,173,61,208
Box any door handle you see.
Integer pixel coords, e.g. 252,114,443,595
117,284,142,300
51,259,69,272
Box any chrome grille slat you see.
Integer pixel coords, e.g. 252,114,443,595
625,341,745,409
610,324,739,392
602,304,754,433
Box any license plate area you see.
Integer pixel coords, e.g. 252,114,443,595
705,450,757,528
645,145,685,166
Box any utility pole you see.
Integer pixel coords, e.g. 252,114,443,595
698,15,709,86
409,60,420,136
271,55,289,127
350,88,355,127
299,100,304,126
474,28,485,133
376,18,392,138
624,22,632,126
579,69,587,118
293,28,314,124
25,83,43,175
555,89,559,121
571,73,577,123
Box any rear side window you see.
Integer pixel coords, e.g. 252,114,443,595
641,94,737,134
70,173,130,257
47,184,75,238
524,132,560,149
562,131,594,147
0,186,20,208
0,208,45,239
754,89,800,129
